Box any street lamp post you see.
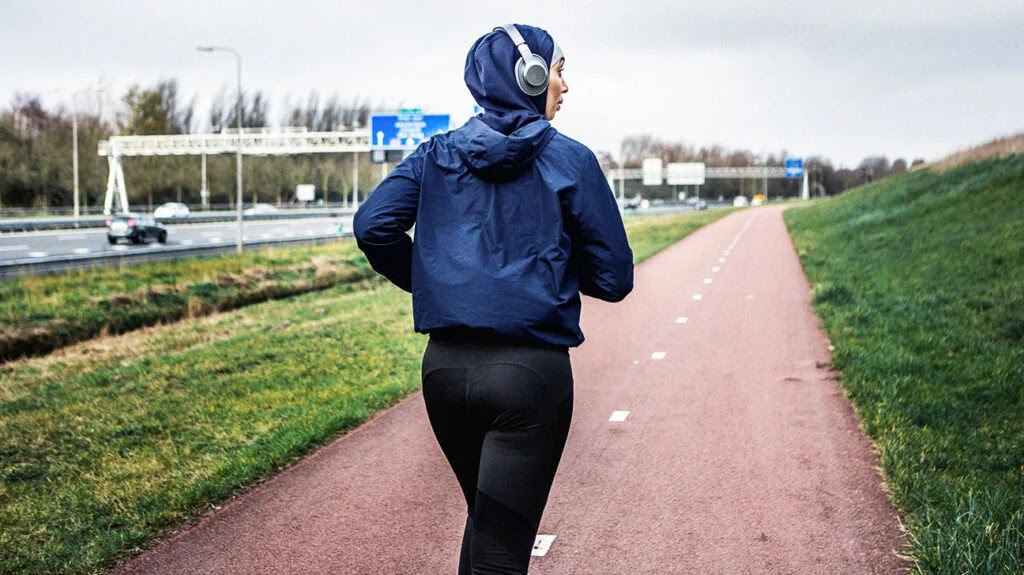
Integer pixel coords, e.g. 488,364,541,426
52,87,102,219
198,45,244,254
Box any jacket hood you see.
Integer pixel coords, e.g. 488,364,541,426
449,116,556,181
464,24,561,135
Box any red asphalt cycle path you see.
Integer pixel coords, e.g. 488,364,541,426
115,206,908,574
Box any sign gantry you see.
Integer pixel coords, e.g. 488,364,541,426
98,129,370,215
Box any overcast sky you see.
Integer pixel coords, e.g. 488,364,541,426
2,0,1022,167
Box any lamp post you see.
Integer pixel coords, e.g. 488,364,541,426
198,45,244,253
52,86,103,219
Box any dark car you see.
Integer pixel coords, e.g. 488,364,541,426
106,214,167,245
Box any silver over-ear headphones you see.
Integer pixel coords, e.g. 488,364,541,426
494,24,549,97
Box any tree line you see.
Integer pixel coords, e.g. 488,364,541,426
0,78,922,212
0,79,380,212
598,134,924,202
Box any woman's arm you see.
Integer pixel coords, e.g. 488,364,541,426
352,148,425,293
566,152,634,302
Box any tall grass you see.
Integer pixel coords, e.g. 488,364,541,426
785,155,1024,574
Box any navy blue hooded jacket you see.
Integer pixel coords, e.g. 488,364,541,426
353,24,633,348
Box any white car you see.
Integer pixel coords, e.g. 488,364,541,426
732,196,750,207
244,203,279,216
153,202,190,219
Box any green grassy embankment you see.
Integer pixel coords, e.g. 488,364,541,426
785,156,1024,574
0,207,735,574
0,242,375,362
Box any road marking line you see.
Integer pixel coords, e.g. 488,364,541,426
692,294,703,300
0,245,30,252
28,251,48,258
261,233,272,239
676,317,688,324
712,266,721,272
651,351,666,360
610,411,630,422
724,251,731,256
72,248,90,254
704,278,713,284
182,240,194,245
718,258,726,263
532,535,556,557
58,234,88,241
209,237,222,243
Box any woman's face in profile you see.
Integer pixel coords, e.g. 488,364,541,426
545,59,568,120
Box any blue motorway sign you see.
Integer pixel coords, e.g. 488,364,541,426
785,158,804,179
370,111,450,150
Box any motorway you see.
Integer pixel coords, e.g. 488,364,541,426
0,203,721,275
0,216,354,264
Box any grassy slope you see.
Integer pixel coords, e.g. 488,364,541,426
0,242,374,363
0,207,735,574
784,156,1024,574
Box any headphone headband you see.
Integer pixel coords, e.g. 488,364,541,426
493,24,549,97
494,24,534,65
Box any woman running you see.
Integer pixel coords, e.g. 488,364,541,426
354,23,634,575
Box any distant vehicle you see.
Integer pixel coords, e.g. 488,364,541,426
733,196,750,207
107,214,167,245
692,200,708,211
153,202,190,219
244,203,279,216
621,195,643,211
751,194,766,206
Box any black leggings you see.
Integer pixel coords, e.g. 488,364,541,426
422,337,574,575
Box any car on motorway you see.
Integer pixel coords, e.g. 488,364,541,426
153,202,190,219
243,203,279,216
106,214,167,245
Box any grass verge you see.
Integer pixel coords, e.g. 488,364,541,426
0,241,374,363
784,156,1024,574
625,207,737,263
0,207,735,574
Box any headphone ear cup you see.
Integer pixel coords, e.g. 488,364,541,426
515,55,549,96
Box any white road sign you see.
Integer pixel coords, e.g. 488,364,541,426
667,162,706,185
642,158,664,186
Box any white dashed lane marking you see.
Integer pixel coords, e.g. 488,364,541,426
532,535,556,557
0,245,29,252
712,266,721,272
72,248,90,254
675,317,688,324
692,294,703,300
719,258,726,263
28,251,48,258
609,411,630,422
651,352,667,360
704,278,713,284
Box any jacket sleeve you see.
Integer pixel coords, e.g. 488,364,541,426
352,148,425,293
566,152,634,302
